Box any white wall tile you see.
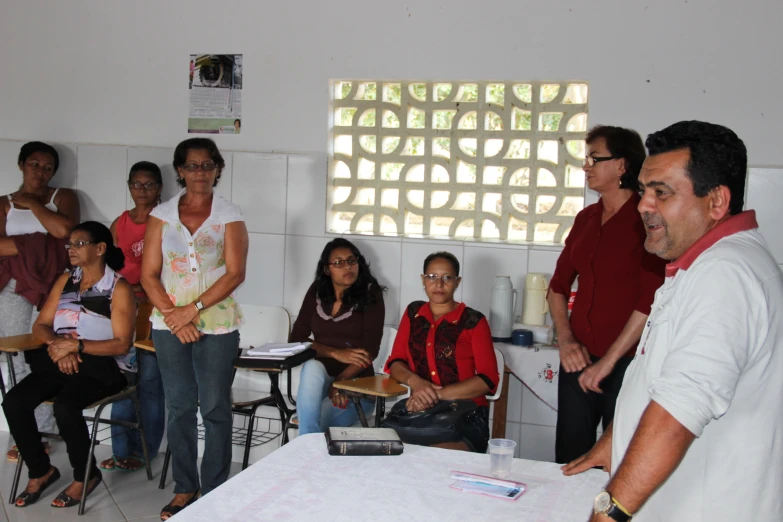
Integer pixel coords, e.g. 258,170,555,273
283,235,331,316
0,140,25,196
49,142,79,191
462,245,528,320
75,145,127,222
519,423,556,462
501,421,522,457
213,152,233,202
348,236,403,326
232,153,287,234
126,146,177,209
235,233,285,307
505,374,523,423
746,167,783,263
399,241,464,320
286,154,327,237
527,248,562,280
520,383,558,427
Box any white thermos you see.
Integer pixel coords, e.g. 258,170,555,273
490,275,517,342
522,273,549,326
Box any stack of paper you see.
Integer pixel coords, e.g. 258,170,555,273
449,471,526,500
244,342,311,358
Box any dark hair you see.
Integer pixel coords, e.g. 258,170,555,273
172,138,225,188
314,238,385,313
423,251,460,276
18,141,60,174
72,221,125,271
586,126,646,190
646,121,747,215
128,161,163,185
234,119,241,126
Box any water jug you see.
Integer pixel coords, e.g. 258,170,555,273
522,273,549,326
490,275,517,342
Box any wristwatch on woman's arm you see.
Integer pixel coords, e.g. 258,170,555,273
594,491,633,521
193,300,205,312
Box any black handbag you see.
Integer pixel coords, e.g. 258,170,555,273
381,399,478,447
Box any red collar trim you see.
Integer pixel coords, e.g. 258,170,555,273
665,210,758,277
416,301,466,325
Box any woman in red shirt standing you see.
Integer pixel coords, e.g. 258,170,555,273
548,126,666,464
98,161,165,472
386,252,499,453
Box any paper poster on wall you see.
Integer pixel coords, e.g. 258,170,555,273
188,54,242,134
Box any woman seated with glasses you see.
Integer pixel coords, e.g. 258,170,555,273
291,238,385,434
3,222,135,508
385,251,499,453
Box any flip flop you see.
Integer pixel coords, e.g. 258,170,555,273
114,456,144,473
51,471,102,508
160,489,200,520
99,456,118,470
14,467,61,507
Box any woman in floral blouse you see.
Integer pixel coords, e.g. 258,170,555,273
141,138,248,520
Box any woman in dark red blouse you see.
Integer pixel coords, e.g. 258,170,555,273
291,238,385,434
548,126,666,464
385,252,499,452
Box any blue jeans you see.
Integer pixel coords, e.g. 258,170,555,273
153,329,238,495
109,351,165,459
296,359,375,435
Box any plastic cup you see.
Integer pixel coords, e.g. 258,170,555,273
488,438,516,478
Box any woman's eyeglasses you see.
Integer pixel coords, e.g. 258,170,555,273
128,181,160,190
181,161,218,172
422,274,457,285
582,156,618,167
64,241,97,250
329,257,359,268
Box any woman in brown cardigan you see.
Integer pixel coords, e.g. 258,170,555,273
291,238,385,434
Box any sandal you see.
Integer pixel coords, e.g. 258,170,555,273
7,442,50,462
51,471,102,508
160,489,200,520
14,467,61,507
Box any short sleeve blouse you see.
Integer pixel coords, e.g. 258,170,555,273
149,189,245,334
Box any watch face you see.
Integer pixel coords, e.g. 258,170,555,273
594,491,612,513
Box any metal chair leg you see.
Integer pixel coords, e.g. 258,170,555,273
375,397,385,428
80,402,106,516
131,392,153,481
351,396,369,427
9,455,23,504
159,446,171,490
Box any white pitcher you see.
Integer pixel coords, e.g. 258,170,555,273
522,273,549,326
490,275,517,341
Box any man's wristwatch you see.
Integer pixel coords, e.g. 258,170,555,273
594,491,632,521
194,300,205,311
77,339,85,354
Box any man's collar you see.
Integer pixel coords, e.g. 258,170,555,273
665,210,758,277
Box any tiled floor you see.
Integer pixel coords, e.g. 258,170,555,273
0,431,252,522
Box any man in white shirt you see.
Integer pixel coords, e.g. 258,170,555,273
562,120,783,521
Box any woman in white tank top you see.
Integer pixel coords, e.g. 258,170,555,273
0,142,80,461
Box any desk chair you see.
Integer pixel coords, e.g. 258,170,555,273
158,305,292,488
285,326,400,437
9,306,154,516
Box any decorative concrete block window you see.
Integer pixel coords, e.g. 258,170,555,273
327,81,588,243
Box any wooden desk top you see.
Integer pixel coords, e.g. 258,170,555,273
0,334,45,352
133,339,156,352
332,375,408,397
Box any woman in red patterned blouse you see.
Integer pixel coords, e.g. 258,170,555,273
385,252,499,452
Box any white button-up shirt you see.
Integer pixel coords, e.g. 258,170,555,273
612,213,783,521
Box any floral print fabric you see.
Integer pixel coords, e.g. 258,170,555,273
149,189,244,334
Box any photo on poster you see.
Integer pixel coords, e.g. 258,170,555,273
188,54,242,134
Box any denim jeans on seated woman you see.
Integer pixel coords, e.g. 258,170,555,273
152,328,238,495
297,358,375,435
109,350,165,460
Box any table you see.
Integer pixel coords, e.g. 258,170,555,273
172,433,606,521
332,375,408,427
0,333,45,399
491,342,560,440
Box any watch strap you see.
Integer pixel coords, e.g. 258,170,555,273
605,500,632,522
77,339,85,354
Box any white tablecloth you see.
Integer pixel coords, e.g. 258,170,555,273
496,342,560,411
173,433,607,522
